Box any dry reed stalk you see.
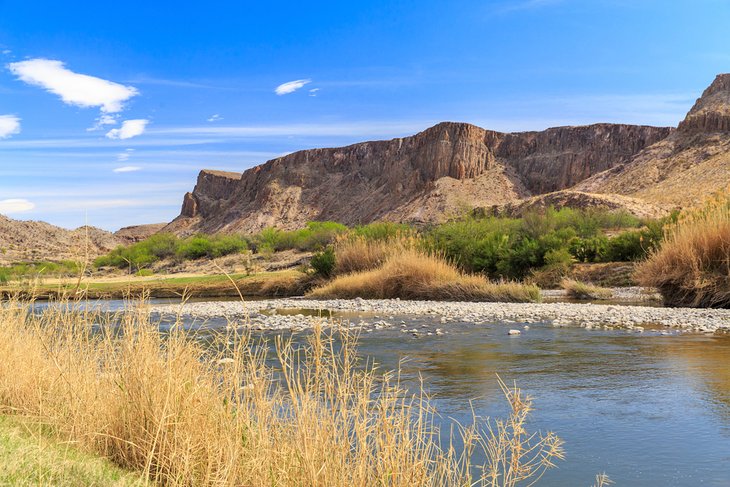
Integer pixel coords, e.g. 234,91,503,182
312,249,540,302
638,190,730,307
0,297,565,486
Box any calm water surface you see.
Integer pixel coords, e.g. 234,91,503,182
41,299,730,486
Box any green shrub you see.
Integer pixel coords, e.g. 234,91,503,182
310,247,336,277
136,269,154,277
569,236,608,263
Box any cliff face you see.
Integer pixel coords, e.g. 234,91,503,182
576,73,730,208
497,124,673,194
677,74,730,133
167,120,672,234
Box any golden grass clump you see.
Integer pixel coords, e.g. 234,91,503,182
0,297,563,486
560,279,613,300
311,249,540,302
637,190,730,308
332,234,420,275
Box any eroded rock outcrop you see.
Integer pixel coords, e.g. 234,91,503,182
165,120,673,234
576,73,730,208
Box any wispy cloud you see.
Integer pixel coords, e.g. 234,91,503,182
117,148,134,161
0,115,21,138
113,165,141,173
8,59,138,113
275,79,311,95
0,198,35,214
308,88,320,97
150,120,435,138
207,114,223,122
106,119,149,140
126,76,213,89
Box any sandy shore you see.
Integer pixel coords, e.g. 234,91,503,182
149,296,730,333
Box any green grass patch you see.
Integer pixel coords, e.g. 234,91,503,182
0,415,144,486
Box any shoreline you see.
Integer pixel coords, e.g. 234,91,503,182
149,296,730,333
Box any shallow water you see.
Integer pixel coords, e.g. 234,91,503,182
351,318,730,486
35,299,730,485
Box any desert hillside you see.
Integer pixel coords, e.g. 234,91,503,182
574,74,730,207
0,215,124,265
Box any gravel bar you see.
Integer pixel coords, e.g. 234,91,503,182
150,298,730,333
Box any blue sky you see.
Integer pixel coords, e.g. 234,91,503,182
0,0,728,230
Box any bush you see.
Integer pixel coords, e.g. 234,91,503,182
252,222,348,253
177,235,248,260
310,247,336,277
351,222,415,241
638,192,730,308
561,278,613,300
310,249,540,302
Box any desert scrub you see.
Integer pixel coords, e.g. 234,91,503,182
561,278,613,300
332,234,420,275
638,191,730,308
310,249,540,302
0,298,564,486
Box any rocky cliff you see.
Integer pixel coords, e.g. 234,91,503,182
167,121,671,234
575,73,730,208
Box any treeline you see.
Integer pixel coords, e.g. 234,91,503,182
90,208,671,280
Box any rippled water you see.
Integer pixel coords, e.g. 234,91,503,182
352,318,730,486
35,299,730,485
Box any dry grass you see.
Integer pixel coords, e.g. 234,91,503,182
638,190,730,308
560,279,613,300
0,297,564,486
311,249,540,302
333,234,419,275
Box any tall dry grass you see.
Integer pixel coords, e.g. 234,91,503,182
333,234,420,275
638,191,730,308
0,298,562,486
311,249,540,302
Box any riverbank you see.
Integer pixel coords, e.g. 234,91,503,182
149,297,730,333
0,415,143,486
0,270,311,300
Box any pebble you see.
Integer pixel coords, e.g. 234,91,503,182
149,297,730,333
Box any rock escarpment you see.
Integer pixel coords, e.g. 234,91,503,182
168,121,671,234
576,74,730,208
166,74,730,234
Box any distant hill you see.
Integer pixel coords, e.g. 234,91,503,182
0,215,124,265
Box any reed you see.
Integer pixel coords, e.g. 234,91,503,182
312,248,540,302
0,297,561,486
560,278,613,300
637,190,730,308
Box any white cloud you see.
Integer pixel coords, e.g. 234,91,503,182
207,114,222,122
275,79,311,95
2,50,11,55
87,113,119,131
7,58,138,113
309,88,320,97
106,119,149,140
0,198,35,214
0,115,20,138
113,166,141,173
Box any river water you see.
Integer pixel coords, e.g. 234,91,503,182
43,299,730,485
